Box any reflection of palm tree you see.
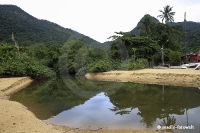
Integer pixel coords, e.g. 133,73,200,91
109,106,132,115
161,115,176,126
108,84,198,130
137,111,156,128
160,85,177,132
157,5,175,24
185,88,188,126
162,85,165,101
160,115,176,133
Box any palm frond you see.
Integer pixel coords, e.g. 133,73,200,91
157,5,175,24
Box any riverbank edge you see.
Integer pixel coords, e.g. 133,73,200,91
0,77,164,133
85,68,200,88
0,77,33,99
0,77,71,133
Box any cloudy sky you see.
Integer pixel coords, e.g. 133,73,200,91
1,0,200,43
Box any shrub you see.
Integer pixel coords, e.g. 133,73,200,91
87,60,110,73
0,54,56,79
121,58,148,70
76,66,88,76
0,66,4,76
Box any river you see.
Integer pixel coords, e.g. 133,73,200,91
10,76,200,133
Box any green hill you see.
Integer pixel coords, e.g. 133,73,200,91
130,14,160,34
130,14,200,51
0,5,109,49
169,21,200,51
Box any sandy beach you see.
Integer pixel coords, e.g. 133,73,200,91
0,77,33,99
0,77,74,133
85,68,200,88
1,69,198,133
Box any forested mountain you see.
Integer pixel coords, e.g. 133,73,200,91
130,14,200,51
169,21,200,51
130,14,160,35
0,5,109,49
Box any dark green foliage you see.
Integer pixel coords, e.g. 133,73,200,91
130,14,160,35
153,49,181,65
138,15,156,36
111,17,185,66
27,43,50,66
87,59,113,73
120,58,148,70
47,44,62,74
151,23,183,51
1,54,56,79
85,58,148,73
58,40,111,75
0,43,56,79
169,21,200,51
131,14,200,51
109,32,160,61
59,40,90,74
109,38,129,60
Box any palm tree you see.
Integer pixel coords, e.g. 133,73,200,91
140,15,152,35
131,48,137,61
157,5,175,24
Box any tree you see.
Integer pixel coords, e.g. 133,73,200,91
131,48,137,61
59,40,89,74
109,33,159,61
27,43,50,66
0,43,56,78
139,15,154,36
157,5,175,24
11,32,19,52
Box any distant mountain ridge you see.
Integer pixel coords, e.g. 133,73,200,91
130,14,200,51
0,5,109,49
169,21,200,51
1,5,199,51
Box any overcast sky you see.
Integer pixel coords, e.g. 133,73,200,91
1,0,200,43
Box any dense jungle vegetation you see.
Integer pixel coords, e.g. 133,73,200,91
0,5,199,78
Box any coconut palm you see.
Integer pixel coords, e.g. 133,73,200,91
157,5,175,24
140,15,152,35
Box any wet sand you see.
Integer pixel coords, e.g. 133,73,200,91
0,76,180,133
85,68,200,88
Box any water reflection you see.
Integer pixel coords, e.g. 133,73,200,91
10,79,89,119
10,77,200,132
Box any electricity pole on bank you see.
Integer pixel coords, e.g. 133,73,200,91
184,12,187,63
161,40,169,66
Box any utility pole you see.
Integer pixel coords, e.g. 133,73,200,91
161,40,169,66
184,12,187,63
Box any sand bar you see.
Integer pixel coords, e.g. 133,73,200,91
0,77,33,99
85,68,200,88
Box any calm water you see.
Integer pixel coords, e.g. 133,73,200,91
10,76,200,133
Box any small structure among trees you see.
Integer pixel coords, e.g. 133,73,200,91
188,50,200,62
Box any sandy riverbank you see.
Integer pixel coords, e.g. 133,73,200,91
0,77,169,133
0,77,33,99
85,68,200,88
